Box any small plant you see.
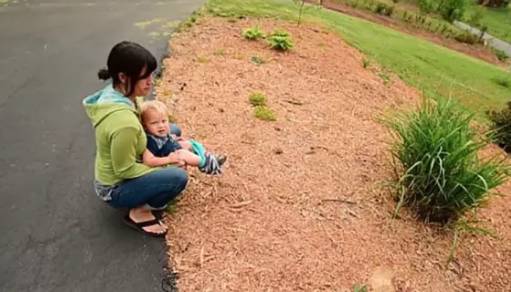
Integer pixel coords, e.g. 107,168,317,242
494,49,509,62
488,101,511,152
293,0,306,25
362,58,370,69
454,31,479,44
374,2,394,16
268,30,294,51
242,26,264,40
353,284,368,292
492,76,511,88
378,71,390,84
196,55,209,63
249,92,267,106
213,48,225,56
387,99,507,223
251,55,266,65
254,105,276,121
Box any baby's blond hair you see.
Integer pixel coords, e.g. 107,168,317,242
140,100,169,124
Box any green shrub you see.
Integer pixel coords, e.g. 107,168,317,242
374,2,394,16
242,26,265,40
488,101,511,152
388,99,507,223
454,31,479,44
254,105,276,121
418,0,436,13
267,30,293,51
439,0,465,22
494,49,509,62
249,92,267,106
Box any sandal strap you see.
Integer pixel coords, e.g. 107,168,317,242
133,218,161,227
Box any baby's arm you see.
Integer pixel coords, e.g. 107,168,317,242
142,149,184,167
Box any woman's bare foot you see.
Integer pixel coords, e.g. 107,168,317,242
129,207,167,235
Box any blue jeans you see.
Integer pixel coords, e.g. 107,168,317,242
108,167,188,209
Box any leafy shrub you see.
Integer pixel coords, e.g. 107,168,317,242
242,26,265,40
439,0,466,22
418,0,436,13
249,92,267,106
488,101,511,152
494,49,509,62
254,106,276,121
388,99,507,223
454,31,479,44
267,30,294,51
374,2,394,16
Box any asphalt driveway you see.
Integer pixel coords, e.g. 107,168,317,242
0,1,203,291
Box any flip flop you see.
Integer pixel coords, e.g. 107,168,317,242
151,209,165,220
123,215,166,238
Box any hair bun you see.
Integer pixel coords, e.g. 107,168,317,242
97,68,111,80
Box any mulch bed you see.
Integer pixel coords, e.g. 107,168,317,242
157,17,511,291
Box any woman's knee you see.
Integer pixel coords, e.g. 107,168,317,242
163,167,188,193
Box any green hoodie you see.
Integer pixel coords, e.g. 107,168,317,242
83,84,154,186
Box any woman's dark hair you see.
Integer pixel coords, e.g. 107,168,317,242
97,41,157,97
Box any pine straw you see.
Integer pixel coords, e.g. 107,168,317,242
157,17,511,291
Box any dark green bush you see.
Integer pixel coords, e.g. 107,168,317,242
388,99,507,223
489,101,511,152
439,0,466,22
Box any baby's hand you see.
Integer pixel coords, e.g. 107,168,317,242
168,152,186,167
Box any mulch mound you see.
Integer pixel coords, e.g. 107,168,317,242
157,17,511,291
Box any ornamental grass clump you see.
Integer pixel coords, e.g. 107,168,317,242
388,100,507,224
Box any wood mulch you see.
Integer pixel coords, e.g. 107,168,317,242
156,17,511,291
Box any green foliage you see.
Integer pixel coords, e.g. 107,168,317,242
494,49,509,62
249,92,267,106
439,0,466,22
353,284,368,292
374,2,394,16
362,58,371,68
488,101,511,152
418,0,436,13
388,99,507,223
453,31,479,44
267,30,294,51
492,76,511,88
254,105,276,121
251,55,266,65
242,26,265,40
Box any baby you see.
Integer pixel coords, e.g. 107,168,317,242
140,100,226,174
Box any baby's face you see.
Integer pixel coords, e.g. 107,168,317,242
143,109,169,138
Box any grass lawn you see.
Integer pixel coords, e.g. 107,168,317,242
207,0,511,116
465,2,511,44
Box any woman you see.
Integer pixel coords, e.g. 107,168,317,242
83,41,188,237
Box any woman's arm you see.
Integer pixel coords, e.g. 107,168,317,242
142,149,184,167
110,127,154,179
